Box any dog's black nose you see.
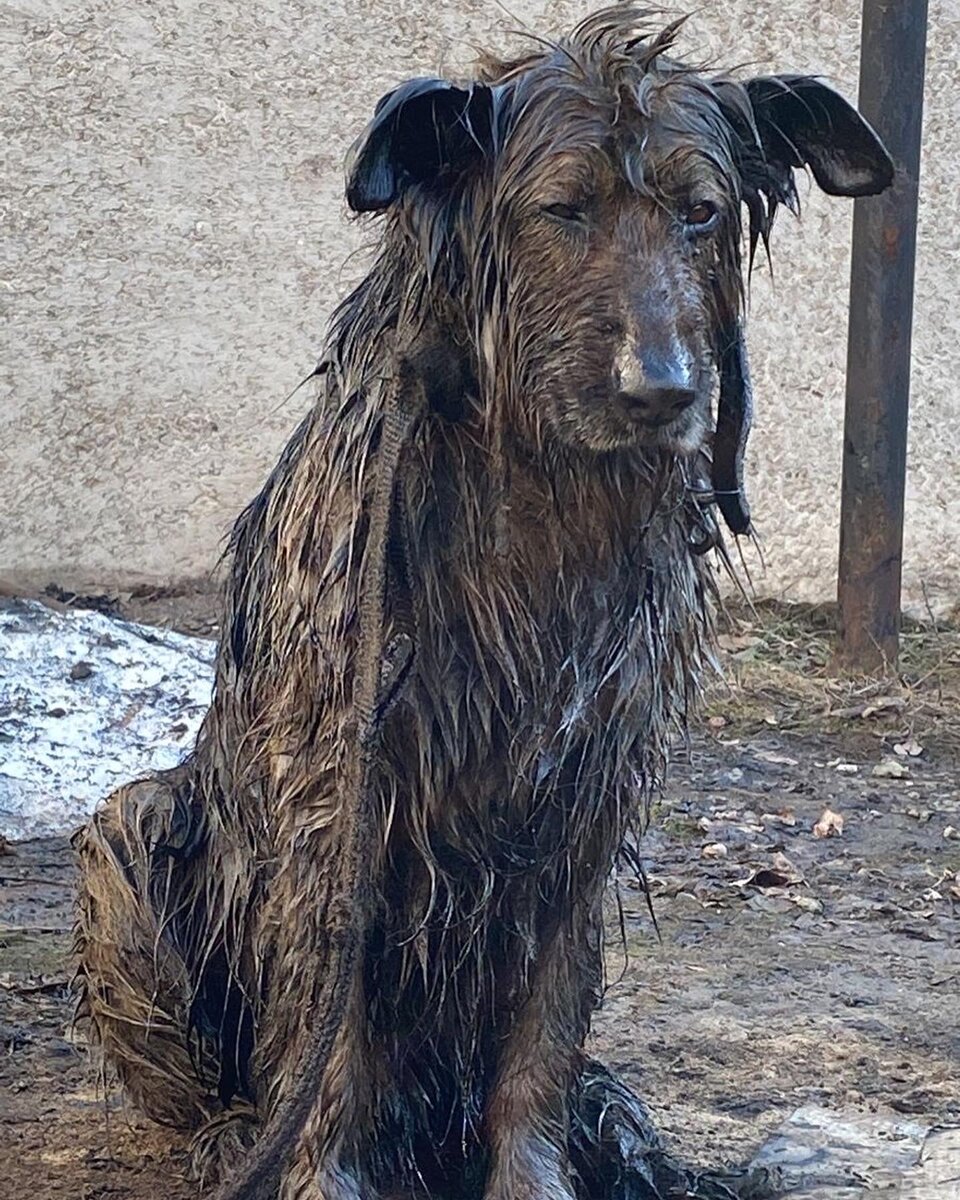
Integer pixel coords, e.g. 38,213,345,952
617,348,696,422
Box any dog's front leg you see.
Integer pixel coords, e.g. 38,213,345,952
253,838,379,1200
278,966,372,1199
483,893,603,1200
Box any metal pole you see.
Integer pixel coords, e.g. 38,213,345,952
836,0,927,670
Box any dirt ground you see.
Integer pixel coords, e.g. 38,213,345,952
2,588,958,1199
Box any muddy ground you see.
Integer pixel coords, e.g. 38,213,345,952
2,589,958,1199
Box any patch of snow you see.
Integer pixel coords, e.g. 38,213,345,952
0,599,215,839
751,1104,931,1196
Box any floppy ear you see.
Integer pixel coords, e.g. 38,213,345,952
742,75,894,199
713,74,894,259
706,77,893,538
345,78,497,213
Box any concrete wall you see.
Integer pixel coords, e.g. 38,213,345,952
3,0,958,614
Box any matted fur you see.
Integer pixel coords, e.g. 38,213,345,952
74,8,891,1199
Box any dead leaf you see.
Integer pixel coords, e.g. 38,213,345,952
791,895,823,914
701,842,728,860
0,835,14,857
771,850,804,875
814,809,845,839
754,749,799,767
905,807,933,823
736,852,804,890
873,759,910,780
645,874,688,898
738,852,805,891
834,762,859,775
894,738,924,758
761,808,797,827
717,633,761,653
739,864,806,892
831,695,906,720
707,715,727,730
860,695,907,718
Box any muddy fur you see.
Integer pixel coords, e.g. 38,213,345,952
74,8,891,1199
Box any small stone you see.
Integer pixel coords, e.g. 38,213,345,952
944,826,960,842
872,759,909,780
701,842,728,860
45,1037,77,1059
68,660,95,681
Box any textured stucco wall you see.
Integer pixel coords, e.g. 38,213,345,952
2,1,958,613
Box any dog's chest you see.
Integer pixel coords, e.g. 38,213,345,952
396,476,664,811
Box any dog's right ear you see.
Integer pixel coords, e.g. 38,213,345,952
346,78,498,213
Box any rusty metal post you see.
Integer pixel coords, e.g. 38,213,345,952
836,0,928,670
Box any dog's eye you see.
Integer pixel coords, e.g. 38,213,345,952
685,201,719,233
542,202,587,224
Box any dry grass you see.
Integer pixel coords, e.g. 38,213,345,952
705,600,960,756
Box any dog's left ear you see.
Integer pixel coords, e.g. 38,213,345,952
742,75,894,198
714,75,894,248
707,77,893,538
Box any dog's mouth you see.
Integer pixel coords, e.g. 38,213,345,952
611,392,708,453
619,409,689,433
546,381,709,456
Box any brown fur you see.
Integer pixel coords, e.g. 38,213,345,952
74,8,892,1199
